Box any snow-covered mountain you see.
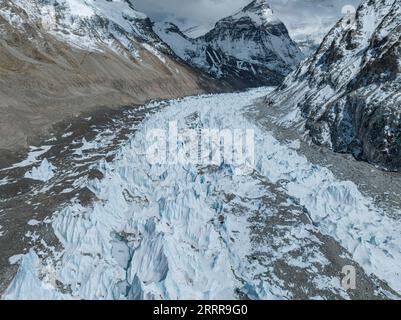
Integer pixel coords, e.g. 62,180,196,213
2,0,169,57
155,0,304,88
0,0,223,152
267,0,401,171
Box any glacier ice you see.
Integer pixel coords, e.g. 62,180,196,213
4,87,401,299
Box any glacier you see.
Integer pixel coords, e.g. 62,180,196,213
24,159,56,182
3,88,401,299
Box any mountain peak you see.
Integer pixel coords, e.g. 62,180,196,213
155,0,303,89
232,0,279,26
267,0,401,171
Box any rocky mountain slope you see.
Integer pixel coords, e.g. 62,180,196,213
155,0,304,89
266,0,401,171
0,0,223,159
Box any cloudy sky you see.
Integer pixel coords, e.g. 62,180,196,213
133,0,362,32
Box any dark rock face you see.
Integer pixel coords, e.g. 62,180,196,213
155,0,304,89
268,0,401,171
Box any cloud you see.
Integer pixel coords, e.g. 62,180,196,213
133,0,362,30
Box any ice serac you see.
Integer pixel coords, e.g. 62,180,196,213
155,0,304,89
268,0,401,171
0,0,223,152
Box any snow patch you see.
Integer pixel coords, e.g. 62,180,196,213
9,254,24,265
27,219,41,226
0,145,53,171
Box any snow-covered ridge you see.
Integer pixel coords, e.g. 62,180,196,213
4,88,401,299
267,0,401,171
179,0,362,56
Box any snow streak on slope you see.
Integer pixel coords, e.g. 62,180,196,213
3,88,401,299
